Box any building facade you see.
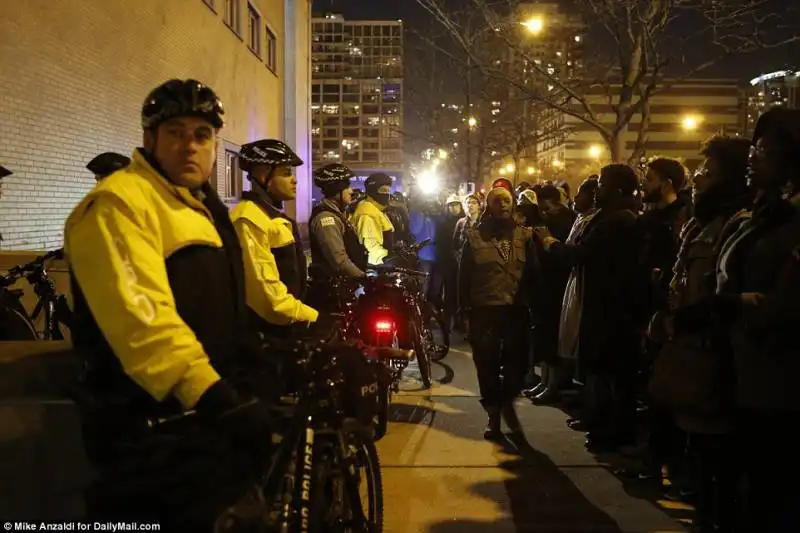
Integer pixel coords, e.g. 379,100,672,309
537,78,743,182
743,70,800,136
490,2,585,185
311,14,403,197
0,0,312,251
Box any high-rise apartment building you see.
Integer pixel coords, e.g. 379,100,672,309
743,70,800,135
311,14,404,195
490,3,585,184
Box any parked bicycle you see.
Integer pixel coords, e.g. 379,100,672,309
150,336,406,532
0,248,72,340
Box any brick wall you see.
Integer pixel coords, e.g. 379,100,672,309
0,0,311,251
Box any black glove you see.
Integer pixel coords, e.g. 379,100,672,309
195,379,274,466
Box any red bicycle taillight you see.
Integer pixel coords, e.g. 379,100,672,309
374,319,394,333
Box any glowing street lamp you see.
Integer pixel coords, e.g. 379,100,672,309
467,117,478,128
682,115,702,131
588,144,602,159
417,168,440,196
522,16,544,35
527,166,535,175
552,158,564,169
504,163,515,174
438,148,449,159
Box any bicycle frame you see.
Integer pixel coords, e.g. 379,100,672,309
257,353,369,532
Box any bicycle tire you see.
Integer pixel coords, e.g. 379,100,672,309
422,302,449,362
344,428,384,533
0,306,38,340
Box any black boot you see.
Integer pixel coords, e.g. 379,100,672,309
483,406,502,441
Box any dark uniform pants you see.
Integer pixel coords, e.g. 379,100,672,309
468,305,528,408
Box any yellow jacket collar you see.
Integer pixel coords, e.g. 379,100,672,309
365,196,387,212
130,148,211,216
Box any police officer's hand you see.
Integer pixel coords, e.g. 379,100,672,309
195,379,274,466
306,311,340,340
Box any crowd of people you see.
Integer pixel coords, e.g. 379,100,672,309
431,108,799,533
1,75,798,532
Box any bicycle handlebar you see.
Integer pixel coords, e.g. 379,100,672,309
367,264,428,278
1,248,64,286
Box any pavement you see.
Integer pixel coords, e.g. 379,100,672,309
376,343,691,533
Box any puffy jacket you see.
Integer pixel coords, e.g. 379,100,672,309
64,149,244,411
352,196,394,264
230,190,318,326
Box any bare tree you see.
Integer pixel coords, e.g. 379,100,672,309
403,26,570,189
415,0,800,165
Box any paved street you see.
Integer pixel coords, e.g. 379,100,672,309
377,344,690,533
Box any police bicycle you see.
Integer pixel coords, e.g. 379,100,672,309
152,337,410,532
354,239,450,390
0,248,72,340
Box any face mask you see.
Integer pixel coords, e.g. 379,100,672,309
373,192,390,206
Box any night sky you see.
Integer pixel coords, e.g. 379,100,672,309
312,0,799,82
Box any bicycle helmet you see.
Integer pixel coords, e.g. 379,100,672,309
313,163,354,196
239,139,303,173
445,193,461,205
141,79,225,130
0,165,10,179
86,152,131,178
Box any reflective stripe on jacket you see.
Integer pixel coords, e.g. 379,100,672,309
65,149,235,411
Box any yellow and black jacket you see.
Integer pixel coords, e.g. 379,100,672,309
229,186,318,330
351,196,395,264
64,149,257,415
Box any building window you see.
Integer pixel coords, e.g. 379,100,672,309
265,26,277,72
203,0,215,11
224,149,241,198
224,0,240,35
246,4,261,56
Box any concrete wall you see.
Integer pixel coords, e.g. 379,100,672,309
0,0,312,251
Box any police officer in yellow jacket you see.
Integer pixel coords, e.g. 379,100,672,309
231,139,318,334
352,172,395,264
64,79,274,527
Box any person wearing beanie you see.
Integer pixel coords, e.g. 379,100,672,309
308,163,368,282
352,172,395,264
491,177,514,194
86,152,131,182
459,184,537,444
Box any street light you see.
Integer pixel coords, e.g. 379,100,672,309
527,166,535,175
682,115,702,131
522,16,544,35
438,148,449,160
467,117,478,128
552,158,564,169
505,163,515,174
417,168,440,196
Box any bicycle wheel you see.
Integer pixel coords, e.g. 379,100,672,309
0,306,38,340
341,428,383,533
